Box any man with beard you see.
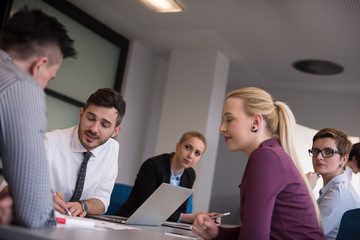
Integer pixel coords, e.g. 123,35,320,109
47,88,125,217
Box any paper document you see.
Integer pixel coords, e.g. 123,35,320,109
55,212,95,228
55,211,139,230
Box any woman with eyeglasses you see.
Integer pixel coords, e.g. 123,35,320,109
306,128,360,240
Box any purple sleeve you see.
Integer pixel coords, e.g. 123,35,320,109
210,148,287,240
239,148,286,239
213,226,241,240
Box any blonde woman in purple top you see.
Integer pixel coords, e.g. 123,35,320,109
192,87,325,240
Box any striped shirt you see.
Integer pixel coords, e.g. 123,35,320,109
0,50,55,228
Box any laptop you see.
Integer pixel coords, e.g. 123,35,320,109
87,183,193,226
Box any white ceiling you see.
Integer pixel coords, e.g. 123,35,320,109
69,0,360,94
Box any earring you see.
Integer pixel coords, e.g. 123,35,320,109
252,127,257,133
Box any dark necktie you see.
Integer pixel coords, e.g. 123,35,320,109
70,151,92,202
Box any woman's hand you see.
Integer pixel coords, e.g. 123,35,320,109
181,212,223,225
305,172,320,189
192,213,219,240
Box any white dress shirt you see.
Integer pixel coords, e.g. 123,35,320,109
345,166,353,181
45,126,119,211
318,172,360,240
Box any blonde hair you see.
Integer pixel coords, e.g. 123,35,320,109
227,87,323,229
179,131,207,152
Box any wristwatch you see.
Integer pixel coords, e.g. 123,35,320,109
79,201,88,213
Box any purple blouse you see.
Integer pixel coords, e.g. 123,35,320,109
215,138,325,240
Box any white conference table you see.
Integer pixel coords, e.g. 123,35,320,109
0,223,201,240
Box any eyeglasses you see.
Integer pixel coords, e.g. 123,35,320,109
308,148,342,158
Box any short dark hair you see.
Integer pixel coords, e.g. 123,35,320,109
0,6,76,62
83,88,126,127
349,142,360,169
312,128,352,156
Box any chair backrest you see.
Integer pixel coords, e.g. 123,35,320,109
336,208,360,240
186,194,193,213
104,183,133,215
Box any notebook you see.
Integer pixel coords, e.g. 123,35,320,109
87,183,193,226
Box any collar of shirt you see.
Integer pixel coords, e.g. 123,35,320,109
170,167,184,186
0,50,12,63
319,172,347,196
258,137,281,148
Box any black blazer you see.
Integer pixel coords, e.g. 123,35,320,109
116,153,195,222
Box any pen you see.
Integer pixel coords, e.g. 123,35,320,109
211,212,230,219
52,191,72,216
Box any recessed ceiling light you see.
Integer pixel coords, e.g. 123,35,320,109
293,59,344,75
141,0,183,13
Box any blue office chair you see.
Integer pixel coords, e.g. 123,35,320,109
186,194,193,213
336,208,360,240
104,183,133,215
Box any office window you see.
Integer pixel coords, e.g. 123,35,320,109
11,0,129,131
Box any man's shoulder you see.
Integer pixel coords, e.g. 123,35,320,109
101,137,119,151
91,137,119,159
106,137,120,146
0,69,42,100
0,53,38,91
45,126,76,142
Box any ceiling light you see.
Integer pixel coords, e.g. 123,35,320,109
293,59,344,75
141,0,183,13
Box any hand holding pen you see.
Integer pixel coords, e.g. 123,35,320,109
210,212,230,225
192,213,222,239
52,191,72,216
211,212,230,220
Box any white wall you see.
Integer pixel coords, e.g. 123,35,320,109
154,49,229,213
269,88,360,138
115,41,168,185
210,135,247,225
